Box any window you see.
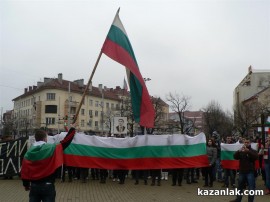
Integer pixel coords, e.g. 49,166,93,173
95,101,99,107
89,110,93,117
95,121,98,127
81,109,85,115
81,120,85,127
88,120,92,127
46,117,55,125
45,105,57,113
111,103,114,109
89,99,93,106
47,93,56,100
70,107,76,114
31,97,36,105
106,103,109,109
95,111,98,117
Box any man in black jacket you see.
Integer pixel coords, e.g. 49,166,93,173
230,138,258,202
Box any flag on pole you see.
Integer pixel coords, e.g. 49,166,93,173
101,8,155,128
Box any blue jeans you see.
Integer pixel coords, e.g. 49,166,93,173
29,183,56,202
224,169,236,186
265,163,270,189
215,159,223,180
235,172,256,202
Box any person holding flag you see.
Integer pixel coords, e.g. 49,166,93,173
21,125,76,202
229,138,258,202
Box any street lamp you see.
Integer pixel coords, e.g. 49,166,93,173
144,78,151,82
99,84,104,136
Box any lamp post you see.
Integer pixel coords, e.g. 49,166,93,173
99,84,104,136
144,78,151,82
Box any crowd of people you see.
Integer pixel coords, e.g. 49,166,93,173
20,125,270,202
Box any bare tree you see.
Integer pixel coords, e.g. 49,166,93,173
203,100,233,138
234,93,270,137
166,93,192,134
121,96,136,136
146,96,167,134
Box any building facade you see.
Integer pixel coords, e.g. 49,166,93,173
11,73,169,137
12,73,124,136
233,66,270,108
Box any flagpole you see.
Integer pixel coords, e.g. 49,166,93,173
73,8,120,124
73,51,102,124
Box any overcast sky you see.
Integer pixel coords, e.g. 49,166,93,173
1,0,270,114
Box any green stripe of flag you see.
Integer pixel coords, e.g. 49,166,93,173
221,151,235,160
64,143,206,159
129,74,142,122
24,144,56,161
107,25,138,65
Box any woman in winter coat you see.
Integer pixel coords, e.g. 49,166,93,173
203,138,217,187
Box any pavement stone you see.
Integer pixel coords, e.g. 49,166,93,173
0,175,268,202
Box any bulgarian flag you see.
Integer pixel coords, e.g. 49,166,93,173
101,8,155,128
63,132,209,169
221,143,259,169
21,143,64,180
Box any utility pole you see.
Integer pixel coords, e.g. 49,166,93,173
58,96,60,134
68,82,71,128
261,114,266,146
99,84,104,136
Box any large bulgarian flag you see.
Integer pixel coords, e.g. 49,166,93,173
62,132,209,169
101,8,155,128
221,143,259,170
21,143,64,180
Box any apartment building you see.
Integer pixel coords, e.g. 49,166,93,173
12,73,126,136
233,66,270,108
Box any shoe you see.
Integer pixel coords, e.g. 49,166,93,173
144,181,148,185
172,183,176,186
178,183,182,186
134,181,139,185
157,182,161,186
151,182,155,186
165,177,168,181
112,178,116,182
